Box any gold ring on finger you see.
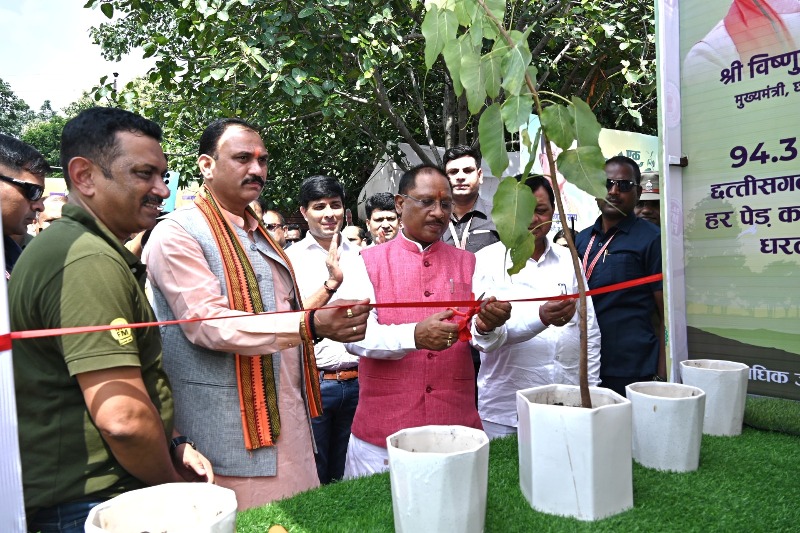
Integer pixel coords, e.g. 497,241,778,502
346,308,354,319
446,339,452,348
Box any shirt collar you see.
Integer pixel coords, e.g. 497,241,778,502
398,229,442,253
451,195,492,222
61,204,145,278
294,232,357,254
593,211,638,236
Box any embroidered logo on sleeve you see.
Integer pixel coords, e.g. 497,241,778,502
110,318,133,346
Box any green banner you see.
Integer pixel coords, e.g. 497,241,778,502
680,0,800,399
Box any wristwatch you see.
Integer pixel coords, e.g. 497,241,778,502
170,436,196,453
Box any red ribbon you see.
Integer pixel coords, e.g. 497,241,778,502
0,273,662,348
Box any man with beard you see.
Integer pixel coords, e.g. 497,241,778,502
143,118,370,509
575,156,665,396
0,133,48,276
11,107,213,532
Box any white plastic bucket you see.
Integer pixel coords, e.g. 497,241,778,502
85,482,237,533
516,384,633,521
387,425,489,533
626,382,706,472
680,359,749,436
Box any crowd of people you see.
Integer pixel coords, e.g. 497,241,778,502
0,108,663,532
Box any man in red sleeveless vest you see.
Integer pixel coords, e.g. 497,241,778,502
343,165,513,478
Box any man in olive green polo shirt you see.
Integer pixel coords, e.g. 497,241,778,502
10,107,213,533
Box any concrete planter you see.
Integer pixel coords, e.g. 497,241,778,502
680,359,749,436
516,384,633,521
626,382,706,472
387,425,489,533
85,482,237,533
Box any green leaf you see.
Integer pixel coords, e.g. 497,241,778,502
460,47,486,114
442,36,472,97
556,146,607,199
507,233,536,276
298,6,315,18
218,9,229,21
540,104,574,151
501,31,532,96
483,50,503,99
492,177,537,276
454,0,479,26
142,42,157,58
571,96,601,147
500,94,533,134
100,3,113,18
210,68,226,80
478,102,508,177
421,4,457,69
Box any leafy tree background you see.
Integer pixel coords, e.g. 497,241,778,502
87,0,655,214
0,78,35,137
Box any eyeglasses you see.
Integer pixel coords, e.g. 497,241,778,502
446,167,477,176
0,174,44,201
400,193,453,212
264,223,286,231
605,179,637,193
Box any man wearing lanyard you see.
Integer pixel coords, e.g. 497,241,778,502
575,156,665,396
441,145,500,394
441,145,500,253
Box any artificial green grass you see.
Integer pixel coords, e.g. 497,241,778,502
744,395,800,435
236,425,800,532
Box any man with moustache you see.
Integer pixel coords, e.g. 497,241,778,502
286,175,373,483
635,172,661,226
11,107,213,532
0,133,48,276
575,156,665,396
364,192,399,245
263,209,288,247
143,118,370,509
343,165,515,478
474,176,600,439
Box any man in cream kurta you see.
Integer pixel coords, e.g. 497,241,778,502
144,118,371,509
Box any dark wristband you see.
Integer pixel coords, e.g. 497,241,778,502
308,310,323,344
323,280,337,295
170,436,195,453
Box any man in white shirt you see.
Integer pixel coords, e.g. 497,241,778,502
474,176,601,439
286,175,374,483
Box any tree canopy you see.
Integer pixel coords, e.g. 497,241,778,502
86,0,655,212
0,78,34,137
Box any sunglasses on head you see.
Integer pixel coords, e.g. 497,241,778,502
0,174,44,201
605,179,637,193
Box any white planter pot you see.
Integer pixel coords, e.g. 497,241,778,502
680,359,749,436
516,384,633,521
85,482,237,533
387,425,489,533
626,382,706,472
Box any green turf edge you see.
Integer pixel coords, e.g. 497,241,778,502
236,423,800,532
744,394,800,435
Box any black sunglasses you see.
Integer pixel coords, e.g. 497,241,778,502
264,223,285,231
0,174,44,201
605,179,637,193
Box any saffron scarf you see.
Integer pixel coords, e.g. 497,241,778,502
724,0,796,61
195,186,322,450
